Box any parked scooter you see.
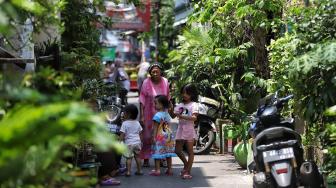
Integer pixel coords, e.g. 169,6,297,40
194,85,224,154
249,92,324,188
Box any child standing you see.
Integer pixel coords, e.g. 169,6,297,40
174,84,199,179
120,104,143,177
149,95,176,176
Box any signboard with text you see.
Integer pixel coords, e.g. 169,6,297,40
105,0,151,32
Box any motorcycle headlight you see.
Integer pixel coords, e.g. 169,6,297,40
106,105,121,122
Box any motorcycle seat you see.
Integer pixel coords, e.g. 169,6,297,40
198,96,220,108
253,127,301,158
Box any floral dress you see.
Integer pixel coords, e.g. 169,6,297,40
151,111,176,159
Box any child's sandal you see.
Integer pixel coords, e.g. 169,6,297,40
149,170,161,176
100,177,121,185
180,169,187,177
182,174,192,179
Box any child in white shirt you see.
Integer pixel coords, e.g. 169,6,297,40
120,104,143,176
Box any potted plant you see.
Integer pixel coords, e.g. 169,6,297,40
231,121,250,169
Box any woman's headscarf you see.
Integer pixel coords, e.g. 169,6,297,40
148,62,163,73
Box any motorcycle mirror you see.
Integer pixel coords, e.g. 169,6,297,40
274,91,279,99
272,91,279,104
258,93,275,107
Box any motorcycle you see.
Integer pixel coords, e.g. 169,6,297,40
194,86,223,155
97,95,123,134
249,92,324,188
73,82,124,172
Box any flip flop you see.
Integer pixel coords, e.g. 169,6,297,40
180,169,187,177
182,174,192,180
149,170,161,176
100,178,121,186
135,172,144,176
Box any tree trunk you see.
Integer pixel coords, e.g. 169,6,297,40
252,27,270,79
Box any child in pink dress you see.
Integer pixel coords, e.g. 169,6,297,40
173,84,199,179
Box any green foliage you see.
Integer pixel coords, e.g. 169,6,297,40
0,1,133,187
269,0,336,93
289,41,336,121
268,0,336,169
157,0,175,62
0,101,122,187
167,0,284,121
61,0,101,56
268,34,298,92
223,120,250,141
0,67,77,112
268,0,336,122
22,67,77,98
171,0,335,173
61,51,101,87
166,28,237,109
158,0,175,40
0,65,125,187
322,106,336,183
0,66,124,186
61,0,105,98
0,0,66,34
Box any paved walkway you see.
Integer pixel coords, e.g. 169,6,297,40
108,92,253,188
111,154,252,188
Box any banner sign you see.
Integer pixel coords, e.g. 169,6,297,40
105,0,151,31
101,47,116,61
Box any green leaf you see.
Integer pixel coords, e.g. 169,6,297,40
241,72,255,82
11,0,46,15
326,105,336,116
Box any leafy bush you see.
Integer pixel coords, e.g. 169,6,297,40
0,64,123,187
0,0,65,34
289,42,336,121
268,0,336,141
268,1,336,172
0,1,126,187
322,106,336,183
0,99,123,187
167,0,284,121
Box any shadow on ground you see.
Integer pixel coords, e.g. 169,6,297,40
113,166,211,188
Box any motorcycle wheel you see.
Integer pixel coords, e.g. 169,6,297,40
194,125,216,155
